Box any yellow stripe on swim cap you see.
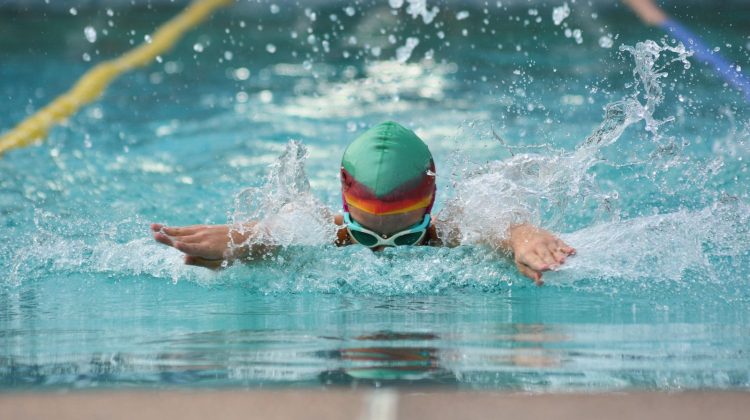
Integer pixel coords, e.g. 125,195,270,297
344,192,434,216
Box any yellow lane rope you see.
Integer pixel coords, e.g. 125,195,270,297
0,0,233,156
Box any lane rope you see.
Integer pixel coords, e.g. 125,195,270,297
0,0,233,156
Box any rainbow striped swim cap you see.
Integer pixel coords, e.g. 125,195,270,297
341,121,435,216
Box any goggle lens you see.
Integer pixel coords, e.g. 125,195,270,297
393,231,426,246
351,229,379,247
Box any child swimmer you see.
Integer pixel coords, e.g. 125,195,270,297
151,121,575,285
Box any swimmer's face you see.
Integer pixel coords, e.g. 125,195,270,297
348,207,426,251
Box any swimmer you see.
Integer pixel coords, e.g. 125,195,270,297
151,121,575,285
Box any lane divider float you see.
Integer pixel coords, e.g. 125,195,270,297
0,0,233,156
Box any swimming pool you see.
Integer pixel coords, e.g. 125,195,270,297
1,0,749,390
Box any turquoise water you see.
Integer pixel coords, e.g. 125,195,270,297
1,1,749,390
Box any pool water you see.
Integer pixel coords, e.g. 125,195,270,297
1,0,749,390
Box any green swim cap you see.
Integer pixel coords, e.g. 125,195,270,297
341,121,435,215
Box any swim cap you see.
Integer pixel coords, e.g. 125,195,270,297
341,121,435,216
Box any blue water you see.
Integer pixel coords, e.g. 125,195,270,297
1,1,749,390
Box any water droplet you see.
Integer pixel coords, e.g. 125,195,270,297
572,29,583,44
193,43,204,53
552,2,570,26
259,90,273,103
84,26,97,43
395,37,419,63
266,43,276,54
344,6,355,16
598,35,613,49
69,7,77,16
270,4,279,14
456,10,470,20
233,67,250,80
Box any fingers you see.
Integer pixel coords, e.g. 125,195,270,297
538,247,558,268
173,240,206,256
153,231,174,247
555,239,576,255
184,255,225,270
516,262,543,286
150,223,207,236
161,225,206,237
517,252,547,271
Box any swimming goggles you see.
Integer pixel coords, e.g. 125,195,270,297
344,212,431,248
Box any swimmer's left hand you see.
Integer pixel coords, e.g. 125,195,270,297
506,224,576,286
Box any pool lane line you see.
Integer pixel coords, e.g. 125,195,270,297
0,0,234,157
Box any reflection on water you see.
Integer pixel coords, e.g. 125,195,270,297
2,283,748,390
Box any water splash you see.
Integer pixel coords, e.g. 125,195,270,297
440,40,694,244
1,38,745,295
228,140,336,253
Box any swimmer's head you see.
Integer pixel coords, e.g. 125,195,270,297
341,121,435,234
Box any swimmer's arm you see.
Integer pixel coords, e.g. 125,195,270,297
151,222,276,269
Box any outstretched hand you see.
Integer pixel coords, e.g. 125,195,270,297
151,223,247,269
506,224,576,285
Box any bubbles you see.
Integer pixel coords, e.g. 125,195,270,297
456,11,470,20
193,43,204,53
266,43,277,54
599,35,614,49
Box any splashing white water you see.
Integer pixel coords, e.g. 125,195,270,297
228,141,336,252
437,40,700,263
